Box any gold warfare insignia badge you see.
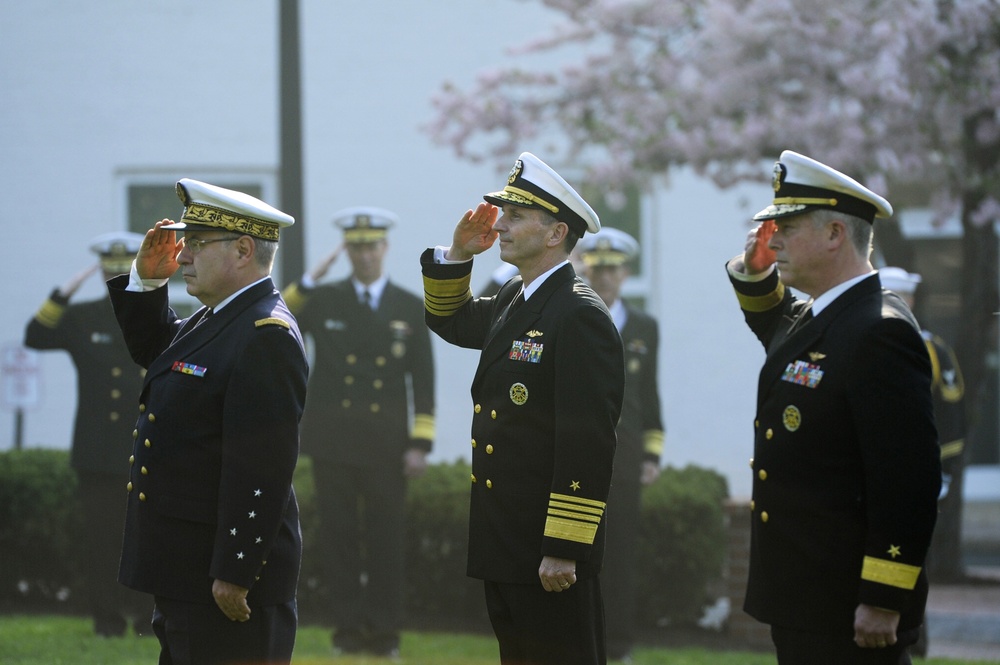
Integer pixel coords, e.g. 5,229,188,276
809,351,826,361
507,159,523,185
526,330,543,338
782,405,802,432
509,382,528,406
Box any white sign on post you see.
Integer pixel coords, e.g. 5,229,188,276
1,344,41,411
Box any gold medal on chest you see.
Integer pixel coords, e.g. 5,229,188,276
782,405,802,432
509,382,528,406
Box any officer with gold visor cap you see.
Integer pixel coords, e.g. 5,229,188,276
283,206,435,658
726,151,940,664
25,230,150,637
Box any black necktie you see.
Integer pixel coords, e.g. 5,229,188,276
361,289,373,310
503,291,525,322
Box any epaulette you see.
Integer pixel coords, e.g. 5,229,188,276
255,317,291,329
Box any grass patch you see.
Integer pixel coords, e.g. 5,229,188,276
0,614,995,664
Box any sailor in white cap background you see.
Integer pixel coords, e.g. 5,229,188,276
421,152,624,665
106,179,308,664
282,206,435,658
880,266,966,584
24,231,151,637
576,226,665,662
726,151,940,664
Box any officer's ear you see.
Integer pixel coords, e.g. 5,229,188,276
235,235,255,261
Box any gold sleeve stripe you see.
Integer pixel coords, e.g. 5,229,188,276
255,317,290,329
544,516,600,544
281,283,308,314
35,299,66,328
548,508,602,523
861,556,921,590
940,439,964,460
549,492,607,509
410,413,436,441
423,272,473,316
643,430,665,456
549,500,605,517
735,282,785,313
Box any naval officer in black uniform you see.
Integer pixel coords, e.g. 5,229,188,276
880,266,966,582
577,227,665,662
283,207,435,657
24,231,150,637
107,180,308,665
726,151,940,664
422,151,625,665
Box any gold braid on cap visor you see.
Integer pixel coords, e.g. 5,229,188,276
502,186,559,215
772,196,839,207
182,204,280,240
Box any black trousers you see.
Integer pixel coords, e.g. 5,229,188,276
312,460,406,652
484,577,606,665
76,471,150,635
771,624,920,665
151,596,296,665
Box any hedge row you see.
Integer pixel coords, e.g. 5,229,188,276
0,449,727,628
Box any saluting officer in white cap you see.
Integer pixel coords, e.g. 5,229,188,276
421,152,625,665
25,230,150,637
282,206,435,657
106,180,308,664
576,226,664,662
726,151,940,663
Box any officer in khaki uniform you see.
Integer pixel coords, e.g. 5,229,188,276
24,232,150,637
577,227,664,661
108,180,308,665
283,208,435,657
880,267,966,581
421,152,625,665
726,151,940,664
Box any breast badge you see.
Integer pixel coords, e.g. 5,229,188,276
510,382,528,405
782,405,802,432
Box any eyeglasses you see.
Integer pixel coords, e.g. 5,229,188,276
184,235,241,254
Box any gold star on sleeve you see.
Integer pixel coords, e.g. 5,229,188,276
887,545,901,559
570,480,581,491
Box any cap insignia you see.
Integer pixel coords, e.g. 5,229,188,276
772,162,786,193
356,214,372,228
109,242,128,256
507,159,523,185
596,239,613,250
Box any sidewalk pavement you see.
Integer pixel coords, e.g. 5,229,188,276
925,566,1000,662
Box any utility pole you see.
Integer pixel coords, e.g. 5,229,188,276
279,0,305,286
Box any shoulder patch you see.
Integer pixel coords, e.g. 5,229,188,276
255,317,291,329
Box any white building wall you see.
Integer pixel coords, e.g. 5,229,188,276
2,0,769,498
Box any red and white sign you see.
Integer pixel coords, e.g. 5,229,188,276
1,344,40,411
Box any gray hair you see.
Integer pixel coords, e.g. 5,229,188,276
808,209,873,258
253,237,279,271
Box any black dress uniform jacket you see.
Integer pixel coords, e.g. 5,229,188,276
422,251,625,584
25,292,146,473
614,308,664,473
729,269,940,633
107,276,308,606
285,278,435,464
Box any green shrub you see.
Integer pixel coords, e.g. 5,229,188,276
0,451,728,628
0,449,83,608
636,464,729,626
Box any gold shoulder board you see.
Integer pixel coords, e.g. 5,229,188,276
255,317,291,329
